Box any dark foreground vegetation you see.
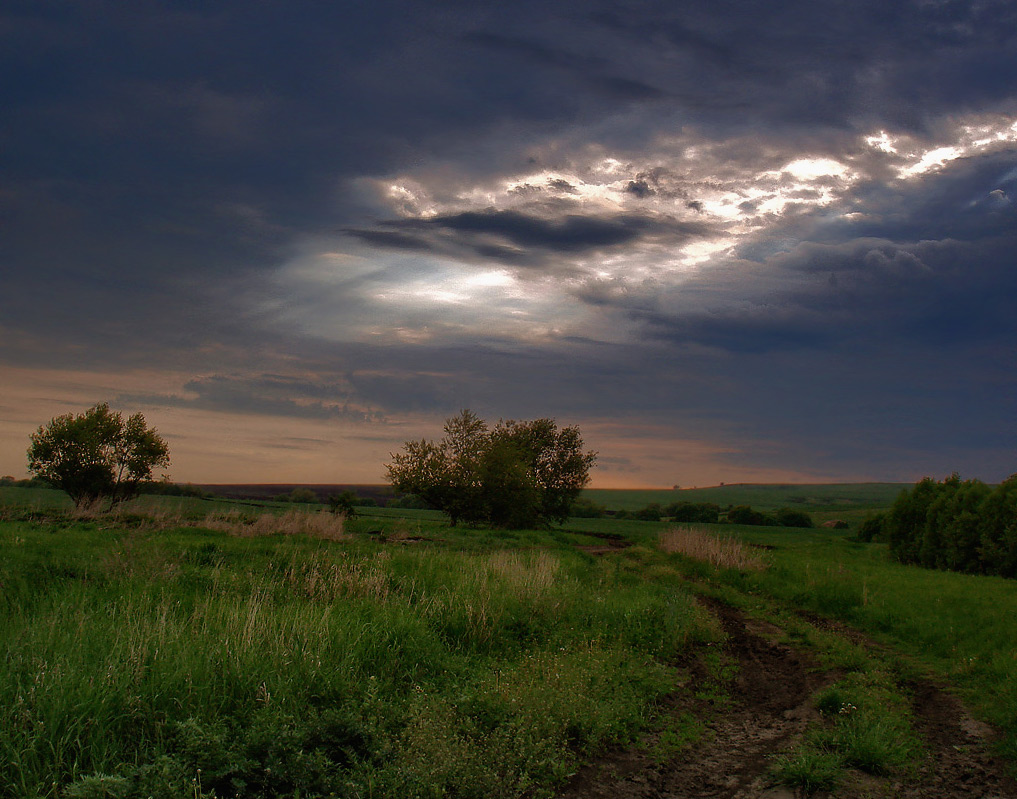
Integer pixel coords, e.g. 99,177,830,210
0,489,712,798
3,483,1017,798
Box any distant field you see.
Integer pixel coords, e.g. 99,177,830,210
582,483,911,515
1,483,910,530
196,483,398,503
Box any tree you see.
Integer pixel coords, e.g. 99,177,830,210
27,403,170,508
328,490,359,517
386,410,596,528
665,501,720,523
288,487,319,504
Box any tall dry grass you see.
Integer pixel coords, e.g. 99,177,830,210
660,525,767,571
283,552,391,601
483,550,560,599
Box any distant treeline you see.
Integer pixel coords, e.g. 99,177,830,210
572,498,814,528
862,474,1017,578
0,476,49,489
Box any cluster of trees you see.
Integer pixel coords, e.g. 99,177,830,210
27,403,170,508
0,476,49,489
612,501,722,523
136,481,214,499
386,410,596,528
572,499,813,528
727,505,814,528
871,474,1017,577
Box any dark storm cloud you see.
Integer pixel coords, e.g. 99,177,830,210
587,0,1017,132
120,375,380,423
463,30,666,101
346,209,714,269
633,233,1017,355
3,0,1017,483
625,181,655,198
547,179,579,194
4,0,1014,307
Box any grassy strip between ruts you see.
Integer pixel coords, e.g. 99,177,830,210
658,523,1017,782
649,528,926,793
0,509,719,799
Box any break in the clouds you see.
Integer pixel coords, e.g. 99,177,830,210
1,0,1015,485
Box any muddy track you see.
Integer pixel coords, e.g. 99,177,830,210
557,597,1017,799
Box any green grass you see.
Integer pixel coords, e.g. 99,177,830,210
772,669,921,793
668,523,1017,764
5,484,1017,795
0,507,717,798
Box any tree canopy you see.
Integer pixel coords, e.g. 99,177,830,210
27,403,170,508
886,473,1017,577
386,410,596,528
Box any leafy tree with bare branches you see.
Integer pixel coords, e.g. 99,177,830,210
386,410,596,528
27,403,170,508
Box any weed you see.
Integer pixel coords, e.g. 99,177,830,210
649,711,704,762
772,669,921,792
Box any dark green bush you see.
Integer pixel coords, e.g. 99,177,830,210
388,493,432,510
725,506,776,526
288,488,319,504
887,474,1017,578
775,508,813,528
856,514,886,543
569,498,606,518
633,503,663,522
979,476,1017,576
664,501,720,523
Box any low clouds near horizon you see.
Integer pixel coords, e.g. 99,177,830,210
1,0,1015,486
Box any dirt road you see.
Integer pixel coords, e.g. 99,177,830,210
558,598,1017,798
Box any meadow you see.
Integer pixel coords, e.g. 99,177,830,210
2,483,1016,797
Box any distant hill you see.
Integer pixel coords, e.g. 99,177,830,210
581,483,912,513
197,484,396,503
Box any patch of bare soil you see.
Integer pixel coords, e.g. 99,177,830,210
899,678,1016,798
574,530,633,556
556,598,1017,799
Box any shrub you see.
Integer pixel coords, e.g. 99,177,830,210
388,493,432,510
980,475,1017,577
328,491,359,517
887,474,1017,578
633,503,663,522
664,501,720,523
289,488,319,504
775,508,813,528
856,513,886,543
569,498,605,518
725,506,776,526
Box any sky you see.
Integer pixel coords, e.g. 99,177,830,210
2,0,1015,488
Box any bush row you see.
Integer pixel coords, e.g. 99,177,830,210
575,500,813,528
879,474,1017,577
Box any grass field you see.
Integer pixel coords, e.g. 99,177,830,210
0,490,715,798
2,483,1016,797
582,482,910,512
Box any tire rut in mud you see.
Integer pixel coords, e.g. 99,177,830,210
558,597,827,798
556,597,1017,799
